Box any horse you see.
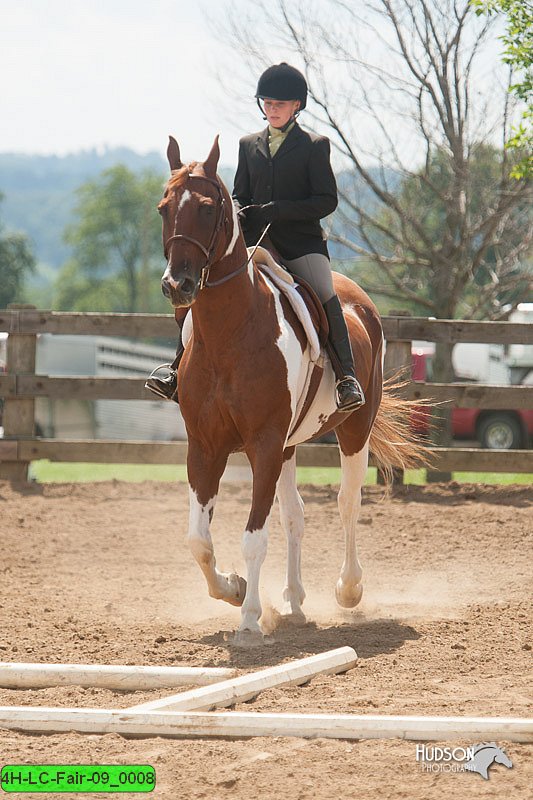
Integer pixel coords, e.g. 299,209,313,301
158,135,424,645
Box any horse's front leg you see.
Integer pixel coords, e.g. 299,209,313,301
235,436,285,645
187,441,246,607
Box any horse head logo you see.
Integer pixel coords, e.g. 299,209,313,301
464,743,513,780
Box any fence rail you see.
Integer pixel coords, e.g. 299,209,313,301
0,375,531,408
1,308,532,481
1,308,532,342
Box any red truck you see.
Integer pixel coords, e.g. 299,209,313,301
412,350,533,450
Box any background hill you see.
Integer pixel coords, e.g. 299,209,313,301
0,149,167,270
0,149,241,273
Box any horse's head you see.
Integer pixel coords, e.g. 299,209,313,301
158,135,230,307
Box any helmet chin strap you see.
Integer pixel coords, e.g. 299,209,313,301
257,98,267,120
277,114,299,132
257,99,300,129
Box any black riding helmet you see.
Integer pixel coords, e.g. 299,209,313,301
255,63,308,120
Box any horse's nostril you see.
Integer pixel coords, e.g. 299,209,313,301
161,279,171,298
181,278,195,296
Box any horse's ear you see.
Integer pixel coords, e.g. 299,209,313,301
203,135,220,177
167,136,183,171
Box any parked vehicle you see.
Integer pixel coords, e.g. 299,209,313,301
412,347,533,449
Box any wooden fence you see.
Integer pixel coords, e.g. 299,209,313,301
0,307,532,481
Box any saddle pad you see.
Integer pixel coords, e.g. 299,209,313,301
251,246,294,285
182,248,322,363
251,248,321,362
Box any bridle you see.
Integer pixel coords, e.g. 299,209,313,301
163,172,251,290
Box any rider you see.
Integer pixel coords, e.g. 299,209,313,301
233,62,365,412
146,62,365,412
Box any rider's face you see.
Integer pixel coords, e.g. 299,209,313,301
263,99,300,129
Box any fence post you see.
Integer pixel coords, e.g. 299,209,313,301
0,304,37,481
378,311,413,486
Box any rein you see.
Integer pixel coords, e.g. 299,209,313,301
164,173,270,291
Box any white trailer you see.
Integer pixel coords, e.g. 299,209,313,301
34,334,186,441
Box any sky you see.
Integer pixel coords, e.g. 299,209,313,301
1,0,253,167
1,0,510,170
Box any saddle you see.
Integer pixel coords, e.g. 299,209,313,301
250,246,332,440
250,246,329,356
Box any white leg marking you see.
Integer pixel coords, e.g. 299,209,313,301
187,488,246,607
336,443,369,608
277,453,306,620
239,527,268,633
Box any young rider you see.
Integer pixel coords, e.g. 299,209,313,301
233,62,365,412
147,62,365,412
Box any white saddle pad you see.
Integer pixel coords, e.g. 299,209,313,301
251,247,321,362
182,247,321,363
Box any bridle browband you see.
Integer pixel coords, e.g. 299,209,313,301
164,172,249,290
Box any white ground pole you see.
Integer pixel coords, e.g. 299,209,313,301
126,647,358,713
0,708,530,742
0,662,236,690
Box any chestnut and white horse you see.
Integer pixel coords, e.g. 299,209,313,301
158,136,422,645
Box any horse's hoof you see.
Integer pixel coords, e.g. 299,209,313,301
280,610,307,626
232,628,267,648
226,573,247,607
335,580,363,608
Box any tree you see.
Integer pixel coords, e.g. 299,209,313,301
349,143,532,320
56,165,165,312
220,0,532,452
0,193,35,308
472,0,533,178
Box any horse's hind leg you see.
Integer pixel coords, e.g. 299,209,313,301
276,448,306,623
335,441,369,608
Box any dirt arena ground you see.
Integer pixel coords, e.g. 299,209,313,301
0,479,531,799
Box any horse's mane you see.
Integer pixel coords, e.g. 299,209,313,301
168,162,201,190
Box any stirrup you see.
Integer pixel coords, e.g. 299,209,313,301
144,363,177,401
335,376,366,412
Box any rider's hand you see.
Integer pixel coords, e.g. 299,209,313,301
258,202,278,223
241,203,278,229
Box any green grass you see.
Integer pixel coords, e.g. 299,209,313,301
29,461,532,486
30,461,188,483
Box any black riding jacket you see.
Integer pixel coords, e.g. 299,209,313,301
232,122,338,260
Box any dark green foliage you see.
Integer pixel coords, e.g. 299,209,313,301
0,194,35,308
55,165,167,312
472,0,532,178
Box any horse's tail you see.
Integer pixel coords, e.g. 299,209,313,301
369,377,433,487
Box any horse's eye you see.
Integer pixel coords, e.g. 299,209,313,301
201,204,214,216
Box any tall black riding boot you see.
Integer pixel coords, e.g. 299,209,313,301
145,327,184,404
323,295,366,412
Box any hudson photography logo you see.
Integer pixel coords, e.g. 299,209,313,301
416,742,513,779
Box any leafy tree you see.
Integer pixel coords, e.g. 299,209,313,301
472,0,532,178
0,193,35,308
55,165,166,312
